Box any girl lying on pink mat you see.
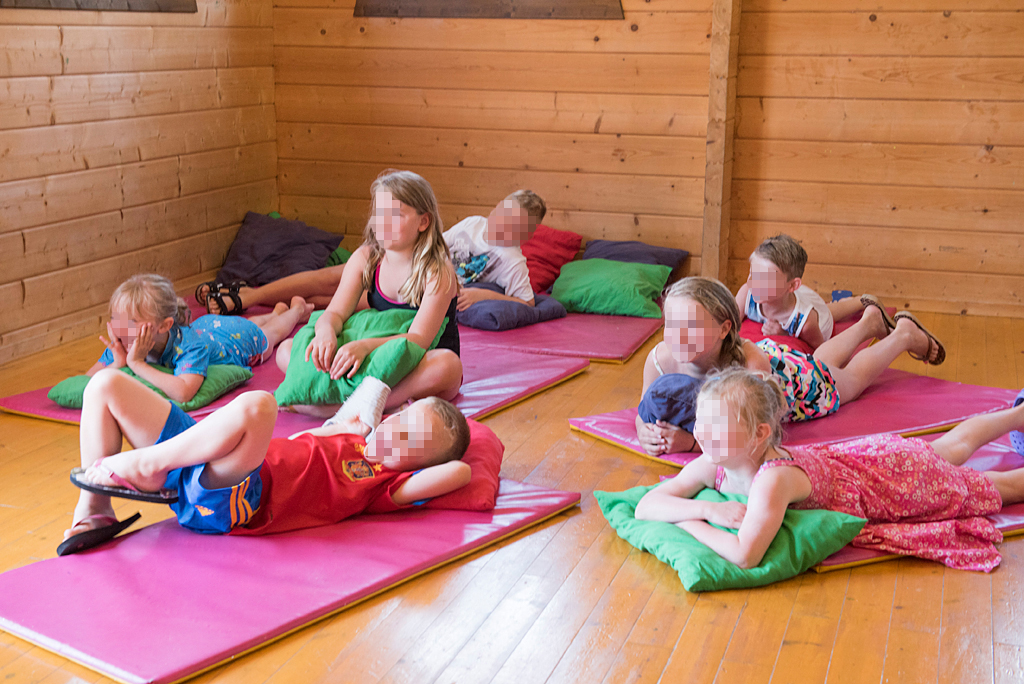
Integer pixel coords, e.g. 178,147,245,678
636,277,944,457
59,371,471,556
88,273,312,404
635,368,1024,572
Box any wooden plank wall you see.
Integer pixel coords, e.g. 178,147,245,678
273,0,712,272
731,0,1024,317
0,0,277,365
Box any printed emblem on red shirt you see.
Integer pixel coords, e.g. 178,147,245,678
342,459,375,481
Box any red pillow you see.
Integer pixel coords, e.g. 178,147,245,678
739,318,814,355
521,224,583,293
422,419,503,511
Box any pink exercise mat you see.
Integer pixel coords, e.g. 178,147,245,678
458,313,663,363
569,370,1018,468
0,340,588,426
0,480,580,684
816,433,1024,571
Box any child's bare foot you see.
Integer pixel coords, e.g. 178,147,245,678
290,296,315,320
64,506,116,540
273,302,289,315
860,305,890,341
78,452,168,494
894,314,945,365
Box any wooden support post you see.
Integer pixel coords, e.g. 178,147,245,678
701,0,741,281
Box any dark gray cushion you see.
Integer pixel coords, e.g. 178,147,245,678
581,239,688,270
216,212,343,286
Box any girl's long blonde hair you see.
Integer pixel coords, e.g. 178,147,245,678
664,276,745,369
698,367,788,449
110,274,191,326
362,169,453,308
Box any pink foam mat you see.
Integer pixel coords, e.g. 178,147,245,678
817,433,1024,570
0,480,580,684
569,370,1018,468
458,313,662,363
0,340,588,426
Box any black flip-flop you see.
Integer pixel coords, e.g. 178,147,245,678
70,462,179,504
56,512,142,556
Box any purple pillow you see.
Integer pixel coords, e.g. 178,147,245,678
581,239,688,270
216,212,343,286
456,283,567,331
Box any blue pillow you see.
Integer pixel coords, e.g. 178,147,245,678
456,283,567,331
582,239,688,270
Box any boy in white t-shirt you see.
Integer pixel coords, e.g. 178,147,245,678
444,190,546,310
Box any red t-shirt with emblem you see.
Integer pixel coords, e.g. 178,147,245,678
229,432,413,536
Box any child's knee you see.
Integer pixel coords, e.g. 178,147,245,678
432,350,463,380
276,339,293,372
84,367,129,400
236,390,278,421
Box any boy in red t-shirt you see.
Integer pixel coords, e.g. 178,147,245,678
60,368,472,555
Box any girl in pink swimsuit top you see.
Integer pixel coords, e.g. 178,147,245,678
634,368,1024,573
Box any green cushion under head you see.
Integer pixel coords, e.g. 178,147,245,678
47,364,252,412
595,485,866,592
551,258,670,318
273,308,443,406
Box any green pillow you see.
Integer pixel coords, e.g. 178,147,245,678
551,258,670,318
324,245,352,268
274,309,444,406
47,364,252,412
595,485,866,592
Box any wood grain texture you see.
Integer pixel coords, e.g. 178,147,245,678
275,85,708,137
0,0,277,364
274,9,709,53
738,55,1024,101
742,11,1024,57
735,97,1024,146
275,47,710,95
278,122,703,177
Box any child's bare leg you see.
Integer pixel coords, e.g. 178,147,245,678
931,402,1024,466
211,266,346,314
814,305,888,369
827,297,865,322
828,317,935,404
984,469,1024,506
258,297,315,362
80,391,277,493
70,370,175,534
246,302,289,327
386,349,463,410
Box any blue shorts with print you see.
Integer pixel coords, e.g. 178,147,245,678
156,403,262,534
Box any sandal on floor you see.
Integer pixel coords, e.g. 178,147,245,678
860,294,897,333
70,458,179,504
56,512,142,556
1010,388,1024,456
892,311,946,366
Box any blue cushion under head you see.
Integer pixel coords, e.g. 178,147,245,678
456,283,567,331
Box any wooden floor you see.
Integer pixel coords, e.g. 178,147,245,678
2,312,1024,684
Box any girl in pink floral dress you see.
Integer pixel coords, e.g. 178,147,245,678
635,368,1024,572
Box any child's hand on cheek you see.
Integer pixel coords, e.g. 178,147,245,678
762,319,784,336
127,322,156,367
99,321,129,368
